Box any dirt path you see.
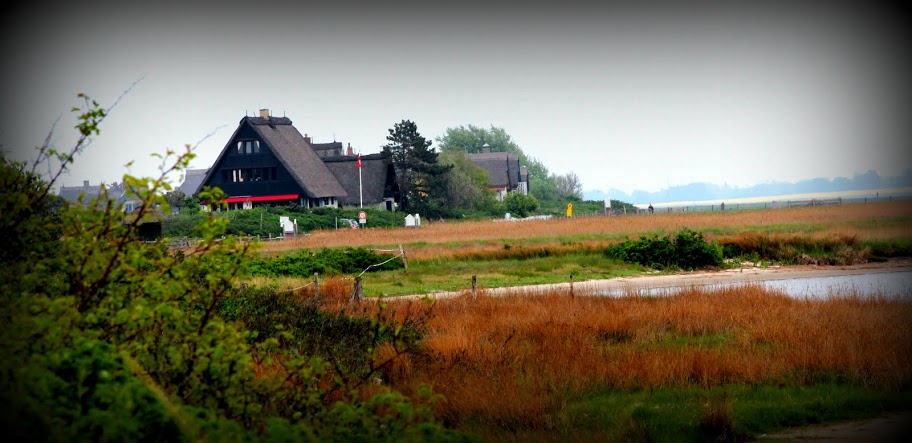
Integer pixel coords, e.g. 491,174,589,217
755,410,912,442
393,258,912,301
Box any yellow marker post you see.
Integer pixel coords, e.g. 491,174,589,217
566,202,573,217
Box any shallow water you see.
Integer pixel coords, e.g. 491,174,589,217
604,270,912,298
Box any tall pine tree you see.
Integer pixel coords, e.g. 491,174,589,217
382,120,451,216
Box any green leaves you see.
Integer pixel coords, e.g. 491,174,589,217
383,120,452,216
249,247,404,278
606,228,723,271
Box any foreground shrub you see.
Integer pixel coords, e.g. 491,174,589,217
0,96,464,442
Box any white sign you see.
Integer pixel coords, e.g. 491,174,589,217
604,198,611,209
279,216,296,234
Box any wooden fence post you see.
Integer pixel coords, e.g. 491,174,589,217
472,275,477,299
399,244,408,272
314,272,320,298
349,276,363,305
570,274,574,298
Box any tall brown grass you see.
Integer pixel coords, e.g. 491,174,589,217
258,202,912,254
368,287,912,432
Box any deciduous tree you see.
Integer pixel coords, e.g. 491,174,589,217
553,172,583,200
436,124,559,203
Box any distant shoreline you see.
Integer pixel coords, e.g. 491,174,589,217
634,187,912,208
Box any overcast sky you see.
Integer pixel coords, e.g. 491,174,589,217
1,1,909,194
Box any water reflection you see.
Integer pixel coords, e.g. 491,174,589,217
603,270,912,298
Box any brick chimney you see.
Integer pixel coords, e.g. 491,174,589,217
259,108,270,119
347,143,354,156
482,143,491,154
304,133,311,144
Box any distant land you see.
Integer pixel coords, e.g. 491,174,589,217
584,170,912,205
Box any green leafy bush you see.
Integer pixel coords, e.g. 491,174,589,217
503,192,539,218
606,228,723,270
249,247,404,277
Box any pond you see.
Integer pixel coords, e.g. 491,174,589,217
603,270,912,299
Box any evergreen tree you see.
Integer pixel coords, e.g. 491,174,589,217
382,120,451,216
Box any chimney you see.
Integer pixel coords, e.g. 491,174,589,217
259,108,270,119
304,133,311,144
83,180,90,187
482,143,491,154
347,143,354,156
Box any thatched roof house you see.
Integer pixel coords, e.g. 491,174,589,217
468,149,529,201
195,109,395,210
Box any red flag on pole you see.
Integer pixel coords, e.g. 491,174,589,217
356,154,362,169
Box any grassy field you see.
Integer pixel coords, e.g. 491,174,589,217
248,202,912,297
247,202,912,441
258,201,912,254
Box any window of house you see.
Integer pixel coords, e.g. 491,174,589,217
235,140,261,154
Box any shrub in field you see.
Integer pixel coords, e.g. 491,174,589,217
250,247,404,277
674,228,725,270
606,228,722,270
503,192,539,218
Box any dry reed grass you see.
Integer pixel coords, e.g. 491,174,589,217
372,287,912,430
258,202,912,254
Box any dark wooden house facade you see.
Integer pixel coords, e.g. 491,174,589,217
197,110,396,210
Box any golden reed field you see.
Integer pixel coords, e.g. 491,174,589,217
307,281,912,435
259,202,912,259
255,202,912,439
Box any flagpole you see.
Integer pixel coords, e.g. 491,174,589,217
358,154,363,208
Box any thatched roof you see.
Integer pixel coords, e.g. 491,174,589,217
311,141,343,158
323,153,391,206
177,168,208,196
468,152,524,190
199,116,349,199
248,119,349,198
58,182,105,204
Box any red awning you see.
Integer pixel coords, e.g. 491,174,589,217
224,194,299,203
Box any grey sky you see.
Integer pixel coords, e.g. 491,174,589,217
2,1,908,194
